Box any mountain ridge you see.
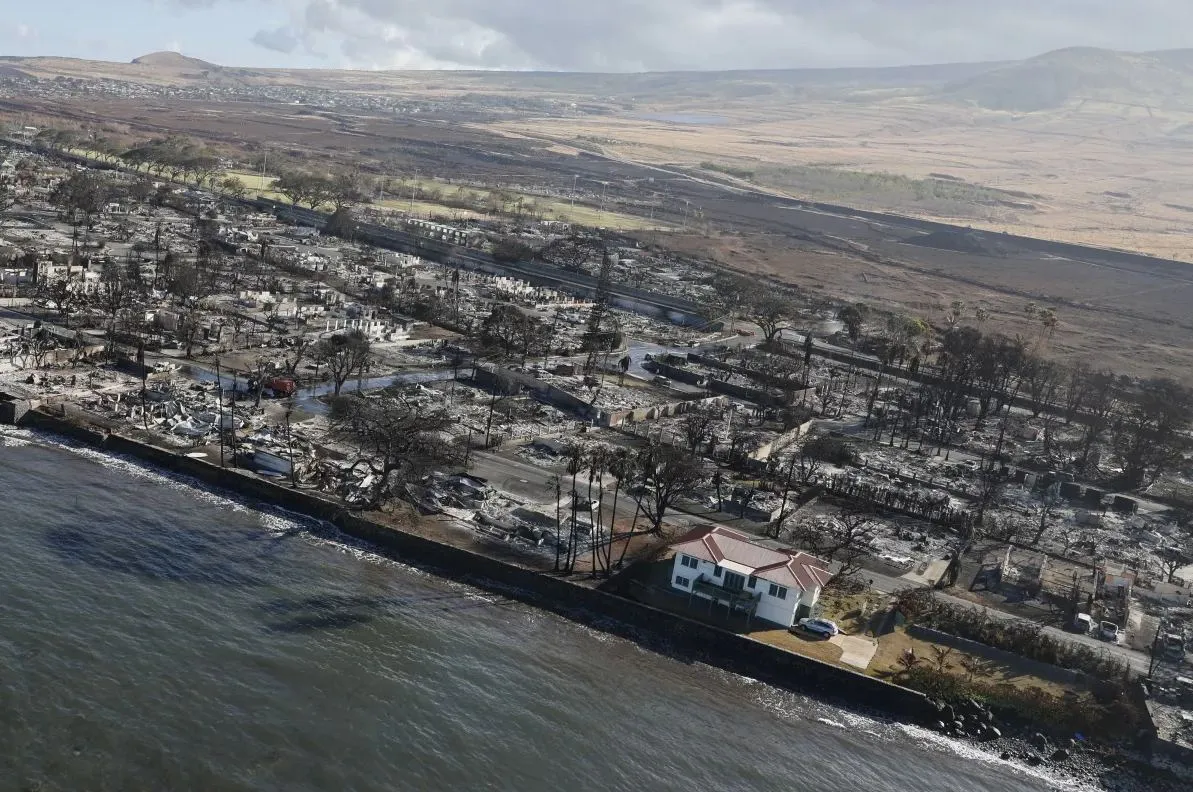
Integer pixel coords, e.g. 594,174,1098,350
942,46,1193,111
4,47,1193,112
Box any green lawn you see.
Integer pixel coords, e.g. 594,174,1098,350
62,154,667,230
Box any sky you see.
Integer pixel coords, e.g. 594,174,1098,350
3,0,1193,72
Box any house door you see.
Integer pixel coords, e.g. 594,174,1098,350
723,571,746,591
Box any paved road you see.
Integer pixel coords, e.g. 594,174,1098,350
861,567,1154,675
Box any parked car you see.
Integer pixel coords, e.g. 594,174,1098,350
1071,613,1095,635
1100,621,1121,643
796,618,840,639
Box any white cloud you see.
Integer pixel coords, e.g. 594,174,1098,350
15,23,34,40
184,0,1193,71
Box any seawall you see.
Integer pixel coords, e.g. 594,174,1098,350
19,407,933,723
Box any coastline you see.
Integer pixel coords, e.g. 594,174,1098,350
9,408,1190,791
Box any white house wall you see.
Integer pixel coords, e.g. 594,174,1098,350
669,553,813,628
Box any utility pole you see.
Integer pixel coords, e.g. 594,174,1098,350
216,357,225,467
571,174,579,207
259,147,269,196
582,248,614,378
228,369,237,467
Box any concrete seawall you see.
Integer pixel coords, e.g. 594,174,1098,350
20,408,932,723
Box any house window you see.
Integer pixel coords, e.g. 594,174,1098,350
680,555,699,570
713,566,723,578
675,575,691,587
768,583,788,600
748,575,758,589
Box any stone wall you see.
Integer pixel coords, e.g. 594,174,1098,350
907,624,1083,686
21,407,933,724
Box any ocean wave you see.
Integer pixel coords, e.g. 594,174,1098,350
5,425,521,609
897,723,1097,792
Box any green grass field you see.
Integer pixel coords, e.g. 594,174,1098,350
63,155,666,230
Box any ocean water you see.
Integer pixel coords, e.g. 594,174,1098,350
0,429,1079,791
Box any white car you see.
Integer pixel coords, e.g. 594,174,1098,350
796,618,840,638
570,493,599,512
1100,621,1121,643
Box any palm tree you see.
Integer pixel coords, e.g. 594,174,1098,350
945,300,966,330
548,474,562,572
586,444,610,578
604,449,633,575
564,440,587,573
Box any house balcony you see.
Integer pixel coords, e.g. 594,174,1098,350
691,577,760,612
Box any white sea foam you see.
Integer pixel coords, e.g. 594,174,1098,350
897,723,1098,792
9,427,316,533
0,426,34,447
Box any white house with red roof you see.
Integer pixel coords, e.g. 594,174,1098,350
669,525,832,627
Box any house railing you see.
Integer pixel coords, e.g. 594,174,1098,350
691,577,759,612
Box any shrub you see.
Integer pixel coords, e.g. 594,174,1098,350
893,588,1131,682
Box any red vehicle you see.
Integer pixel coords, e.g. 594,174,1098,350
264,377,297,397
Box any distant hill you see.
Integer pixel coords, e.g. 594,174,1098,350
8,47,1193,113
131,51,221,71
941,47,1193,111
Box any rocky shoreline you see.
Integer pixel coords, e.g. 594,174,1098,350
918,696,1189,790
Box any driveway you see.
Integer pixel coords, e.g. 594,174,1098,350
831,633,878,670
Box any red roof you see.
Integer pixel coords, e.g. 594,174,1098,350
670,525,832,591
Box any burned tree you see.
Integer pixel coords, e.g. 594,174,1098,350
1031,482,1064,547
49,171,109,253
1158,532,1193,584
631,443,705,534
792,504,876,582
95,259,140,354
315,330,372,396
177,307,205,358
679,403,721,458
1076,369,1120,472
747,290,793,344
763,451,804,539
33,279,88,327
480,304,547,363
1112,378,1193,488
328,390,464,508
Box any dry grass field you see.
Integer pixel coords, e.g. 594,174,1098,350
490,97,1193,261
647,230,1193,378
